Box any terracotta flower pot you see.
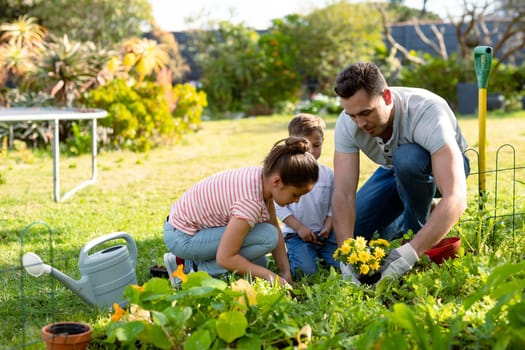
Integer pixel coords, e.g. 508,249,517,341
425,237,461,265
42,322,93,350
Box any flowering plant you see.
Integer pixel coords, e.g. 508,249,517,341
106,268,313,349
333,236,391,276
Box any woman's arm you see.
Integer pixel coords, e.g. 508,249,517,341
267,200,292,284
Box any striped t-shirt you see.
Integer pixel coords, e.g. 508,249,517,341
169,167,270,235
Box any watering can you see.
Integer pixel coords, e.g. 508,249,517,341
22,232,138,309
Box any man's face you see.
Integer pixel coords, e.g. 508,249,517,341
341,88,393,139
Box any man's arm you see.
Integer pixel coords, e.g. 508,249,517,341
332,151,360,246
409,143,467,256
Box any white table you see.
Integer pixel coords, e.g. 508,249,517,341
0,107,107,202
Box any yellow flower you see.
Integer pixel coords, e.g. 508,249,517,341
131,284,144,292
358,251,371,263
340,244,351,255
370,238,390,247
111,303,126,322
171,264,187,283
359,264,370,275
374,247,386,259
231,279,257,306
369,261,380,271
354,236,367,250
347,253,359,265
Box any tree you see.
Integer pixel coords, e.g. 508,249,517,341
0,0,32,24
189,21,265,114
29,0,153,46
268,1,386,95
381,0,525,70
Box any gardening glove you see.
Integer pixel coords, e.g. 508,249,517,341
378,243,419,281
340,262,361,285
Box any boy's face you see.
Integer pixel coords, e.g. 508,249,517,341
302,130,323,160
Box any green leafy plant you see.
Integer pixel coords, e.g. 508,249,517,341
171,83,207,136
86,78,174,151
106,272,310,349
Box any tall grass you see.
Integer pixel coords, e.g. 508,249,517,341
1,112,524,347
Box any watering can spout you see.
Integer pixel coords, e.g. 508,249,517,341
50,267,96,306
22,252,96,306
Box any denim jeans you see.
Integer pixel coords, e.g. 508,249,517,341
355,143,470,241
285,231,339,276
164,221,278,276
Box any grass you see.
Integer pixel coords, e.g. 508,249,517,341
1,111,525,348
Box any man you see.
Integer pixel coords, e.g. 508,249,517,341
332,62,470,283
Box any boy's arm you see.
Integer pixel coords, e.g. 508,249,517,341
283,215,318,243
318,216,332,239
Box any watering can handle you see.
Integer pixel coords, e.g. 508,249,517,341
474,46,493,89
79,232,137,268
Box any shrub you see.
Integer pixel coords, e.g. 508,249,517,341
171,83,207,135
86,78,174,152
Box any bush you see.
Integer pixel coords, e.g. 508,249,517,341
86,79,174,152
171,83,207,135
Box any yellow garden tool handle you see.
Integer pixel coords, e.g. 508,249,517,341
474,46,493,194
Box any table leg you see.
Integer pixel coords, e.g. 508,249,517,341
53,118,60,202
91,118,97,180
59,117,99,202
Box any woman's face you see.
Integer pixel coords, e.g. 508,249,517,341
272,182,314,206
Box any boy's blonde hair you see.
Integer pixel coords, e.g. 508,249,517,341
288,113,326,138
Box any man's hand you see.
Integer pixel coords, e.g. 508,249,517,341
340,262,361,285
379,243,419,281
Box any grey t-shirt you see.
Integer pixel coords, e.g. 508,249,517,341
334,87,468,167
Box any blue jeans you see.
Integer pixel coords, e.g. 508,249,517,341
355,144,470,241
285,231,339,276
164,221,278,276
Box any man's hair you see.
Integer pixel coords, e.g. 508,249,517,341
288,113,326,138
334,62,387,98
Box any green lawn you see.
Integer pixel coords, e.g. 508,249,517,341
1,112,525,348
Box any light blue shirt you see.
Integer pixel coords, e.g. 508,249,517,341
275,164,333,235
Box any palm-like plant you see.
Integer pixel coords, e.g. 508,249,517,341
121,37,169,81
31,35,105,107
0,15,46,85
0,15,47,47
0,41,37,77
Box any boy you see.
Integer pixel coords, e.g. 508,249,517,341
275,113,338,277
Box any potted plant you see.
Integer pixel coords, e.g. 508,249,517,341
41,322,92,350
334,237,391,285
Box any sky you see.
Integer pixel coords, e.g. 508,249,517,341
148,0,473,32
